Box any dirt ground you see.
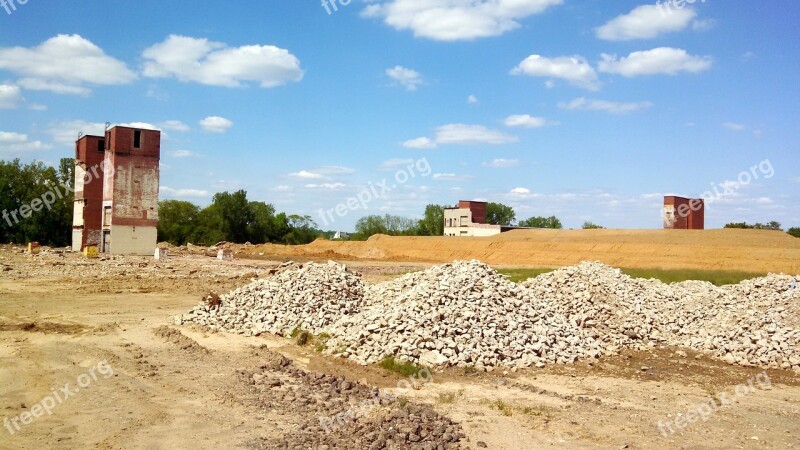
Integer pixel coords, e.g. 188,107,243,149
234,229,800,274
1,248,799,449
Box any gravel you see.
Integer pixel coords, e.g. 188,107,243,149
178,259,800,372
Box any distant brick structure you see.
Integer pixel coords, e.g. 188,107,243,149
72,125,160,255
663,196,705,230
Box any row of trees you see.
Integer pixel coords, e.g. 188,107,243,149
158,191,320,246
724,221,784,231
724,221,800,238
0,158,74,247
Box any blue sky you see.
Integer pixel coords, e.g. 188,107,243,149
1,0,798,231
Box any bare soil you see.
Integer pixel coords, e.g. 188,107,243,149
235,229,800,274
1,247,799,449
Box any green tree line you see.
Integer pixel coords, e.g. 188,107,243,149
158,191,320,246
0,158,74,247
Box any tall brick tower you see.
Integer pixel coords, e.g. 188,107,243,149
100,126,161,255
72,134,107,252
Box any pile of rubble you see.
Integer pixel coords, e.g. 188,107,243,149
331,260,604,369
177,261,365,336
178,259,800,372
520,262,800,371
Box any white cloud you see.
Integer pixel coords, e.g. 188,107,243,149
558,97,653,114
199,116,233,133
160,120,190,132
598,47,712,77
142,35,303,88
29,104,47,111
403,137,437,149
386,66,423,91
273,185,292,192
435,123,517,145
511,55,599,90
405,124,517,149
314,166,355,175
692,19,715,31
755,197,774,205
160,186,210,198
48,120,106,145
168,150,196,158
596,4,696,41
503,114,548,128
483,158,520,168
0,34,135,95
362,0,563,41
305,183,347,190
467,95,479,105
118,122,161,131
0,84,24,109
433,173,472,182
723,122,747,131
378,158,414,171
0,131,52,153
289,170,325,180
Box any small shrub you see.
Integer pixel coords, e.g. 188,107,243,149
438,392,457,404
378,356,429,377
491,400,513,417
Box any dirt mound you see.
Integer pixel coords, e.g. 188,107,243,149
238,229,800,273
153,326,209,354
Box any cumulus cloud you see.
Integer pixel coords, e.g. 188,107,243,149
160,186,210,198
511,55,599,90
305,183,347,190
598,47,713,77
48,120,106,145
288,166,354,180
403,137,437,149
723,122,747,131
435,124,517,145
596,4,696,41
386,66,423,91
0,34,136,95
378,158,414,171
467,95,479,104
199,116,233,133
0,84,24,109
503,114,548,128
362,0,563,41
289,170,325,180
142,35,304,88
483,158,521,168
558,97,653,114
405,124,517,149
118,122,161,131
511,187,531,195
433,173,472,182
0,131,52,153
160,120,190,132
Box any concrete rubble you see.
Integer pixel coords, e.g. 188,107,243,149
177,260,800,372
180,261,365,336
